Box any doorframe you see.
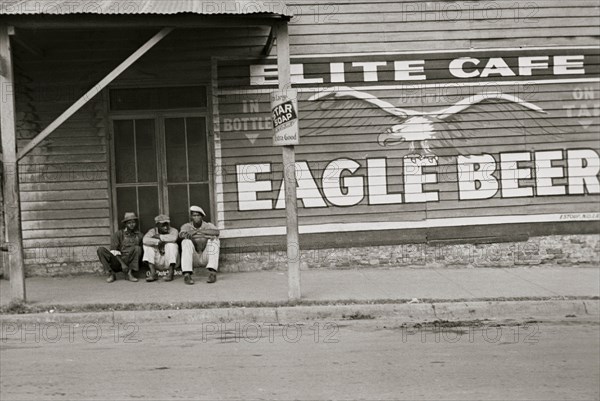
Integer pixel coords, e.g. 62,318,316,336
107,107,211,232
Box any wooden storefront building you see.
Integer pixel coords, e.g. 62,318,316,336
1,1,599,290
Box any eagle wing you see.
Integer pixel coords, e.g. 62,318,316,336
301,87,410,137
428,94,568,156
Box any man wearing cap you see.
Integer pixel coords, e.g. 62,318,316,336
97,212,143,283
142,214,179,282
179,206,220,284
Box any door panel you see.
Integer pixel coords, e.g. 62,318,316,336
113,115,210,233
135,119,158,183
164,116,210,229
113,120,136,183
113,118,160,233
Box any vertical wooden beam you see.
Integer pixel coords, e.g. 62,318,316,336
0,24,25,301
0,171,7,278
276,22,301,301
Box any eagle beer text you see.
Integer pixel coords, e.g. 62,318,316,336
235,149,600,211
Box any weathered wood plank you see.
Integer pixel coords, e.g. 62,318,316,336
22,227,111,240
22,208,109,222
20,189,108,202
23,236,110,248
20,181,108,192
22,218,110,231
21,199,109,211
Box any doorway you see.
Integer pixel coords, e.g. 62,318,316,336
111,113,211,233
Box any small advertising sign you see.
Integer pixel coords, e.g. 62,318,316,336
271,89,299,146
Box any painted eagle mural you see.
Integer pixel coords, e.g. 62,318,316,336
305,86,563,161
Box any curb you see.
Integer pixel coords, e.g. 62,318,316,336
1,299,598,325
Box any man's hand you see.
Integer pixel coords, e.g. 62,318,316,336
153,234,161,240
158,240,166,255
114,255,129,273
182,231,194,240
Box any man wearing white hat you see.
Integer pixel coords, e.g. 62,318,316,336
143,214,179,282
179,205,220,284
97,212,142,283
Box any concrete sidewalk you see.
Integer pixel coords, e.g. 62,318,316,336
1,267,599,309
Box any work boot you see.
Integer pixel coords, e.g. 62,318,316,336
184,273,194,285
127,270,138,282
207,271,217,284
106,273,116,283
164,265,174,282
146,264,158,282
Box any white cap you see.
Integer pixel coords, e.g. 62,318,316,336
189,205,206,217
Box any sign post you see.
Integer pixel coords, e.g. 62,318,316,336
274,22,301,301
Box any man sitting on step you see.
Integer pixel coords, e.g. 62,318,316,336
97,212,142,283
142,214,179,282
179,205,220,285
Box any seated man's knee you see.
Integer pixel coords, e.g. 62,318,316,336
142,245,155,260
164,243,179,257
206,239,220,254
97,247,108,257
165,243,178,251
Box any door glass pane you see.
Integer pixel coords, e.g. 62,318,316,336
168,184,189,230
165,118,187,183
190,184,211,222
138,186,159,233
114,120,135,183
187,117,208,182
136,119,157,183
116,187,137,227
114,118,159,233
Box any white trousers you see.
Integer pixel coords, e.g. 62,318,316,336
143,243,179,270
181,238,220,272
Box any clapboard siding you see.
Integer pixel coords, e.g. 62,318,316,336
286,0,599,54
15,92,111,266
213,0,600,238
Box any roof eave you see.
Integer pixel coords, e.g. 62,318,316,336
0,13,291,29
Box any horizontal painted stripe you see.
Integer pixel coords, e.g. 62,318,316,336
214,46,600,60
217,78,600,95
219,213,600,238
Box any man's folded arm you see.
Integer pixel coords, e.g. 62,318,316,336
143,230,160,246
160,228,179,243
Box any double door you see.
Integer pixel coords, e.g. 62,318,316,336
111,113,211,233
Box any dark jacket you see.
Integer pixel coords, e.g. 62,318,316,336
111,229,143,256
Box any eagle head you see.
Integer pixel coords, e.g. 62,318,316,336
377,116,435,147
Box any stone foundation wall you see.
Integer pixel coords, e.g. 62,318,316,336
220,235,600,272
15,234,600,276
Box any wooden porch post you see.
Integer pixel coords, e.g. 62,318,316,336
0,24,25,301
276,22,301,301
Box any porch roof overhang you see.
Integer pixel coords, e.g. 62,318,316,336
0,13,291,29
0,1,292,161
0,0,293,18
